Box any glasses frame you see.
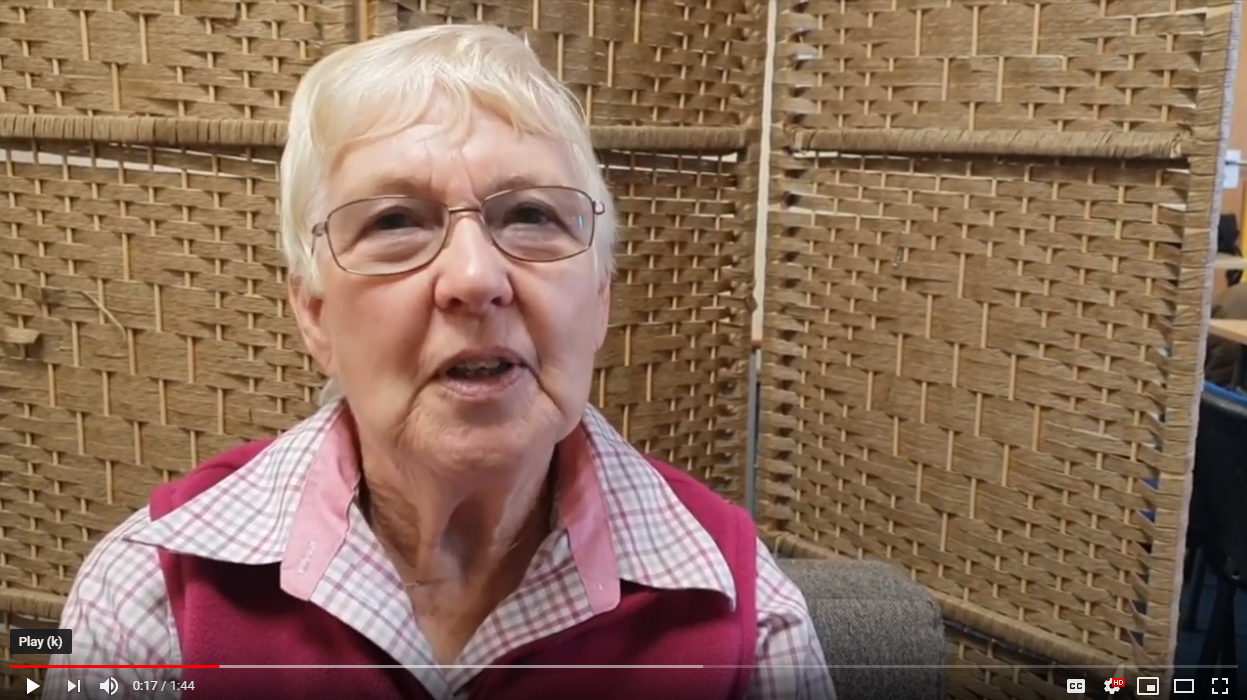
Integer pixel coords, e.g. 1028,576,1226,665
309,186,606,277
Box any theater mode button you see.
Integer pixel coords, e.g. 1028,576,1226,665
10,628,73,654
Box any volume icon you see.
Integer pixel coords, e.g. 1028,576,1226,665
99,678,119,696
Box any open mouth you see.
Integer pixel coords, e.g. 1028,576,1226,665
444,359,519,380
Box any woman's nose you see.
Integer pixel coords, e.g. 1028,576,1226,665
431,215,515,313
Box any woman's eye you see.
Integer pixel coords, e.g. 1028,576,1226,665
373,211,422,230
505,204,557,227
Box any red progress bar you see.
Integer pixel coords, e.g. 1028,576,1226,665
11,665,220,669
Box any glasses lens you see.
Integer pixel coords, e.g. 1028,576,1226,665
482,187,595,261
326,197,447,275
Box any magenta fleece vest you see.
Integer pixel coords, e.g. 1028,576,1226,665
149,438,757,700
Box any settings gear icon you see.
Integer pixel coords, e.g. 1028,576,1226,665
1104,679,1121,694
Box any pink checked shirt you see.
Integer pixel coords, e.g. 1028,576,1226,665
47,403,834,700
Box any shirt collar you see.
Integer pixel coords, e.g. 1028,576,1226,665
126,402,736,607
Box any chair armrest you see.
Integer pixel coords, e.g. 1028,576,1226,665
779,558,945,700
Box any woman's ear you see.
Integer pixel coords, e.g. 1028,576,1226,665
290,276,337,377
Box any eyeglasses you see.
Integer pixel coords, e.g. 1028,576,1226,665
310,186,604,277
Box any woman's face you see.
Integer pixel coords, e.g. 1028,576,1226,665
291,105,610,472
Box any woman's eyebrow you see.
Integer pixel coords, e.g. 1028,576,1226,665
487,174,548,192
341,172,562,203
337,173,428,201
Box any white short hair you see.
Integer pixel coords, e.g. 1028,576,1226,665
278,25,617,404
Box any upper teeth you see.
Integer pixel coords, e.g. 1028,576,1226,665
457,360,504,370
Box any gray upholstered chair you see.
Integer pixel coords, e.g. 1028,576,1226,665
780,558,945,700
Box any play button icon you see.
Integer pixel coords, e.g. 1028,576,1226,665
26,678,39,694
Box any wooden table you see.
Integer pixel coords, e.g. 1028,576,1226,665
1216,254,1247,270
1210,319,1247,344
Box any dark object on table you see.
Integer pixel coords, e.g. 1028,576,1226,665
1182,383,1247,693
1220,214,1242,288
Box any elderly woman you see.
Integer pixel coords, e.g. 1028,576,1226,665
47,25,832,700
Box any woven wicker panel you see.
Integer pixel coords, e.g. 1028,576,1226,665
0,138,752,638
760,151,1207,679
774,0,1203,133
594,150,753,479
759,0,1236,688
369,0,761,127
944,623,1079,700
0,0,353,119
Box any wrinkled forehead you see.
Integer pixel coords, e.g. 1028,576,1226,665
324,101,584,205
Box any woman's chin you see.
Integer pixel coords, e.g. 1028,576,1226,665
421,430,553,475
401,401,561,457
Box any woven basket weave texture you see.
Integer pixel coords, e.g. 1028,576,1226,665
0,0,355,119
757,0,1236,695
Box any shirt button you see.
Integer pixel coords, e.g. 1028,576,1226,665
297,540,316,574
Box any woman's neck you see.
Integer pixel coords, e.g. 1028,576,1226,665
357,447,555,666
359,446,555,589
